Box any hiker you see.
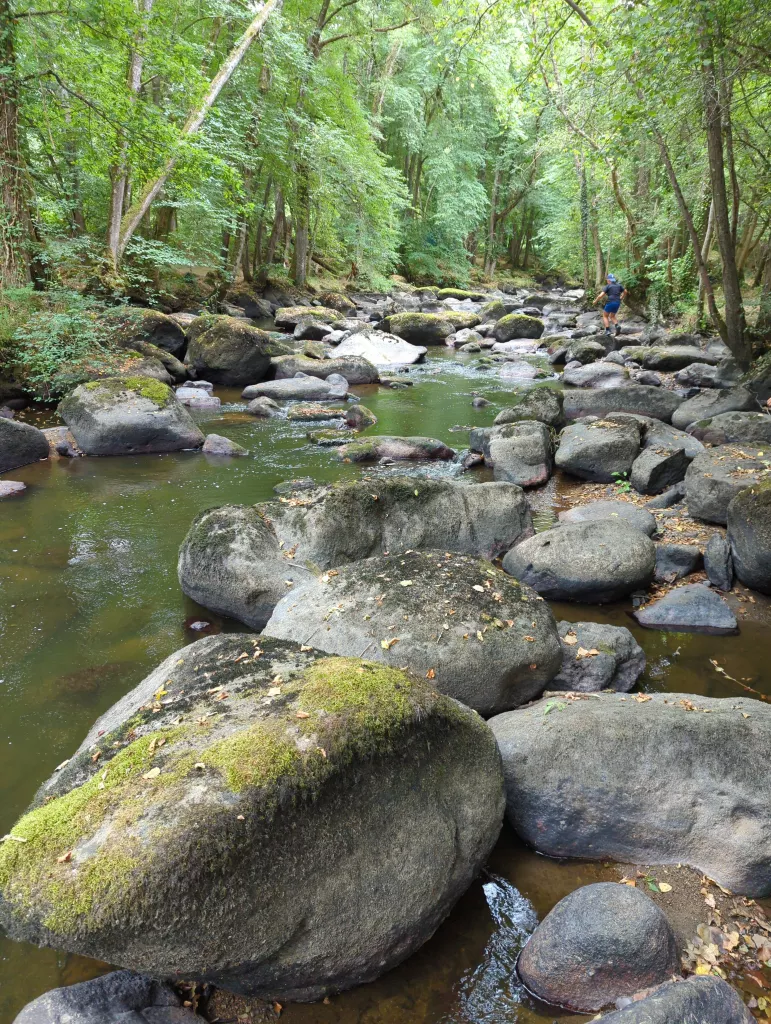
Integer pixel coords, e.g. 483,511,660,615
593,274,627,337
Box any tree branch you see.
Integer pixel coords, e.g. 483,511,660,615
318,18,415,49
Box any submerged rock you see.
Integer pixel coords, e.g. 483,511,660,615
59,377,204,456
184,316,275,386
338,436,456,463
264,550,562,716
0,417,49,474
634,583,737,634
517,883,679,1012
597,976,754,1024
13,969,187,1024
552,621,645,692
728,480,771,594
488,690,771,895
245,396,282,417
0,480,26,498
502,521,655,603
0,635,504,1000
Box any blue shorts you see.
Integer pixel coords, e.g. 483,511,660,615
604,301,621,314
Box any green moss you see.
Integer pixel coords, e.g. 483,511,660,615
202,722,301,793
443,311,482,328
497,313,543,327
299,658,414,728
436,288,487,300
83,375,173,407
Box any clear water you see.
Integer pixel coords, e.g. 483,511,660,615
1,349,768,1022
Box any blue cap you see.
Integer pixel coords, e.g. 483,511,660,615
607,274,616,282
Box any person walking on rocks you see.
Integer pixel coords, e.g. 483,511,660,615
593,274,627,337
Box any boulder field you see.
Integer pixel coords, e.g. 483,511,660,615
0,635,504,1001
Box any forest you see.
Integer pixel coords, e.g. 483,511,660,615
1,0,770,381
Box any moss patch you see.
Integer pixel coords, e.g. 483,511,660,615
82,375,173,408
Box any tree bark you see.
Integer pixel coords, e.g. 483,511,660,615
115,0,282,263
292,164,310,287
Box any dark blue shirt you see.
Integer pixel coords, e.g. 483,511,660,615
604,282,624,301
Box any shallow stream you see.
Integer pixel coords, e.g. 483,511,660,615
1,350,769,1022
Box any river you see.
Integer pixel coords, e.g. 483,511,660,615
1,350,768,1022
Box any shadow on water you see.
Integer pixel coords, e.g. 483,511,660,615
1,350,769,1021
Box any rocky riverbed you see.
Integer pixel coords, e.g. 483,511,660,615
1,283,771,1024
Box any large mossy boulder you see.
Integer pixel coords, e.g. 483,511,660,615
386,312,455,345
0,635,504,999
59,377,204,456
685,449,770,524
178,504,308,628
502,521,655,603
562,386,681,423
271,354,379,385
442,310,482,331
184,316,274,385
256,477,533,568
686,411,771,447
488,690,771,895
264,550,562,716
105,307,187,357
671,386,757,430
274,306,343,330
318,291,357,314
517,883,679,1013
727,480,771,594
0,417,49,474
492,314,544,343
436,288,488,301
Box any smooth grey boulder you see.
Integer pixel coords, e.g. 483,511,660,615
517,883,679,1013
727,480,771,594
597,976,755,1024
563,361,627,388
245,396,281,417
604,414,704,460
555,419,641,483
264,550,562,716
202,433,248,456
257,477,534,569
630,446,690,495
492,314,544,342
175,387,221,409
563,386,681,423
184,316,274,385
334,331,426,368
488,690,771,895
687,411,771,447
242,374,348,402
675,360,741,389
671,386,758,430
502,521,655,603
0,417,49,474
654,543,702,582
272,354,379,385
620,345,713,371
493,388,563,428
58,378,204,456
13,970,185,1024
552,621,645,692
0,636,504,1000
646,481,686,509
386,312,454,345
273,305,343,330
685,449,770,524
558,500,656,536
486,421,552,487
498,361,546,383
635,370,661,386
292,317,335,341
704,533,733,590
178,504,307,628
634,583,737,634
565,339,606,364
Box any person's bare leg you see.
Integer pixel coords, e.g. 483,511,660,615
602,311,610,331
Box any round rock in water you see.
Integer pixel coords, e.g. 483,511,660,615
517,882,679,1012
0,635,504,1001
552,621,645,692
12,969,187,1024
596,975,755,1024
0,416,49,474
728,480,771,594
503,521,655,603
0,480,26,498
264,550,562,716
558,500,656,537
634,583,737,635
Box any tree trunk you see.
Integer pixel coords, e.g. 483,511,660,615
757,229,771,336
106,0,154,267
484,167,500,278
0,0,34,288
700,24,751,366
578,156,590,291
590,222,604,287
115,0,282,263
292,164,310,287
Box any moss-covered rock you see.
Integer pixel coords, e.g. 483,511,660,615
442,310,482,330
686,411,771,447
481,300,507,322
620,345,716,371
184,315,274,386
274,306,344,330
0,417,49,474
265,549,562,716
493,387,563,428
492,313,544,343
104,307,186,356
0,634,504,999
255,475,533,568
58,377,204,456
436,288,488,301
271,354,379,385
318,291,357,314
565,338,606,364
727,479,771,594
339,435,456,463
671,386,757,431
386,312,455,345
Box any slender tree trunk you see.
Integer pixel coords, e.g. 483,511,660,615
578,155,590,291
484,167,500,278
0,0,35,288
700,23,750,366
115,0,282,264
292,164,310,287
737,211,759,277
590,222,604,287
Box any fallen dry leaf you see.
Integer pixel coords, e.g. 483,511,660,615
142,767,161,780
295,711,311,719
57,851,73,864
